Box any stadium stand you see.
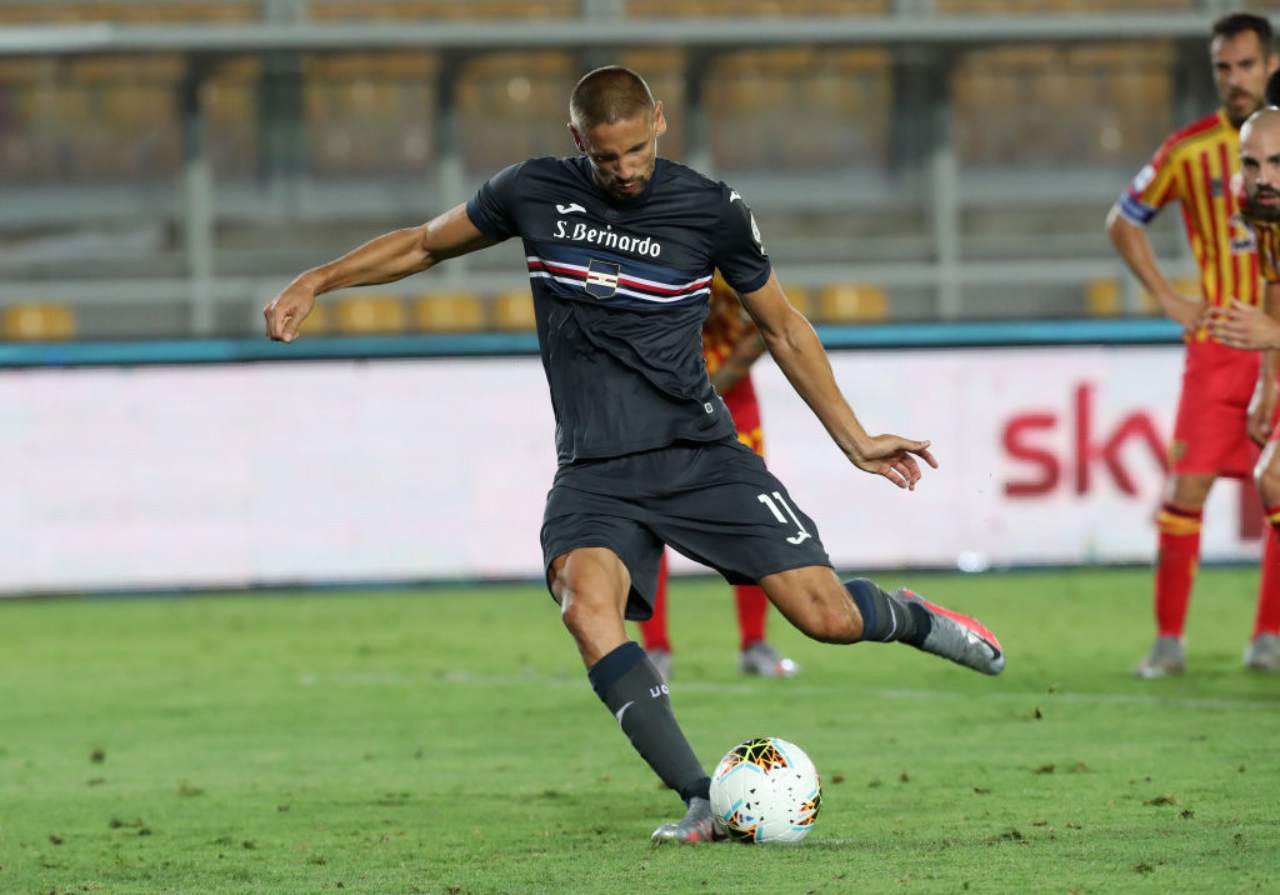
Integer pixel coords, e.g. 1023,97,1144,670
413,293,487,333
333,293,407,334
937,0,1195,11
953,42,1173,169
0,2,1237,338
817,283,889,323
783,286,813,319
2,303,77,341
203,58,261,181
0,2,257,23
704,48,890,173
1085,275,1197,317
456,51,577,176
491,289,538,332
626,0,889,16
303,53,438,177
307,0,575,20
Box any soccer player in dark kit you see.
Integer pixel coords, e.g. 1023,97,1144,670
264,66,1004,843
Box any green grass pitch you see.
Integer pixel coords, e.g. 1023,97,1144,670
2,568,1279,894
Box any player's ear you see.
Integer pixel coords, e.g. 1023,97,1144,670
653,101,668,139
568,122,586,152
1268,51,1279,77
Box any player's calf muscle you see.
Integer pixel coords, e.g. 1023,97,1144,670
762,569,861,643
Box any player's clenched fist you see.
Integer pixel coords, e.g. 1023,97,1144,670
264,281,316,343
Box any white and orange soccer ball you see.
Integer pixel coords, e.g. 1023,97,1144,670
709,736,822,844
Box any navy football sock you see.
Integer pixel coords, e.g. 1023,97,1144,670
588,641,709,804
845,578,931,647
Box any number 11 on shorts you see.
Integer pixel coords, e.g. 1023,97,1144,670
757,491,812,545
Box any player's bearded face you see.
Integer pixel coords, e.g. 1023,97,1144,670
1241,125,1280,222
1212,34,1277,127
573,103,667,201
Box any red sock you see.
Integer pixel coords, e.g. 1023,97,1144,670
1253,510,1280,637
735,584,768,650
638,552,670,652
1153,503,1202,638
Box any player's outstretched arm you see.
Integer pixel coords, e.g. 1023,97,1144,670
264,203,496,343
1105,208,1205,331
738,272,937,490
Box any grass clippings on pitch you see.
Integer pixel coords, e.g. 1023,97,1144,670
2,568,1279,894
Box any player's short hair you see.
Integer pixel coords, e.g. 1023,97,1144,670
1212,12,1274,55
1269,68,1280,106
569,66,655,131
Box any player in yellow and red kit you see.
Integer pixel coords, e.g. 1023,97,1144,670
1210,97,1280,671
1106,12,1279,677
637,272,799,680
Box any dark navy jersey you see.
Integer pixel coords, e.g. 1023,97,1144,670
466,155,772,465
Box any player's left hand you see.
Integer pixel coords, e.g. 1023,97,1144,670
1210,300,1280,351
850,435,938,491
1247,378,1277,447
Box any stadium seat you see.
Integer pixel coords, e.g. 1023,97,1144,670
2,303,77,341
308,0,574,20
413,293,487,333
705,48,890,172
1084,278,1123,316
953,42,1173,169
491,289,537,331
1085,277,1190,316
937,0,1192,12
297,300,332,336
783,285,813,318
455,51,576,174
304,53,439,176
625,0,889,16
0,3,258,24
817,284,888,323
333,293,407,334
204,58,261,178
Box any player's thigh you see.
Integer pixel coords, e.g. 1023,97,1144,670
542,506,664,622
651,441,832,591
1171,345,1258,482
758,564,860,644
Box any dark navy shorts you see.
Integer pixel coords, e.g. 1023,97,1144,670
540,438,832,621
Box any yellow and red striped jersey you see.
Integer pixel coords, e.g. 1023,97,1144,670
701,272,764,455
1243,202,1280,284
1116,109,1262,331
702,271,756,376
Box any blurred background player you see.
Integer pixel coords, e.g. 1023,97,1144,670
638,272,799,682
1106,12,1280,678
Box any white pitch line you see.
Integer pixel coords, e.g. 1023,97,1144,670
307,670,1280,712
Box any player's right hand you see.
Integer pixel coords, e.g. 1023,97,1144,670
850,435,938,491
1159,290,1208,332
264,281,316,343
1247,376,1278,447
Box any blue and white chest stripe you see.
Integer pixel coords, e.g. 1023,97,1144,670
526,250,712,304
